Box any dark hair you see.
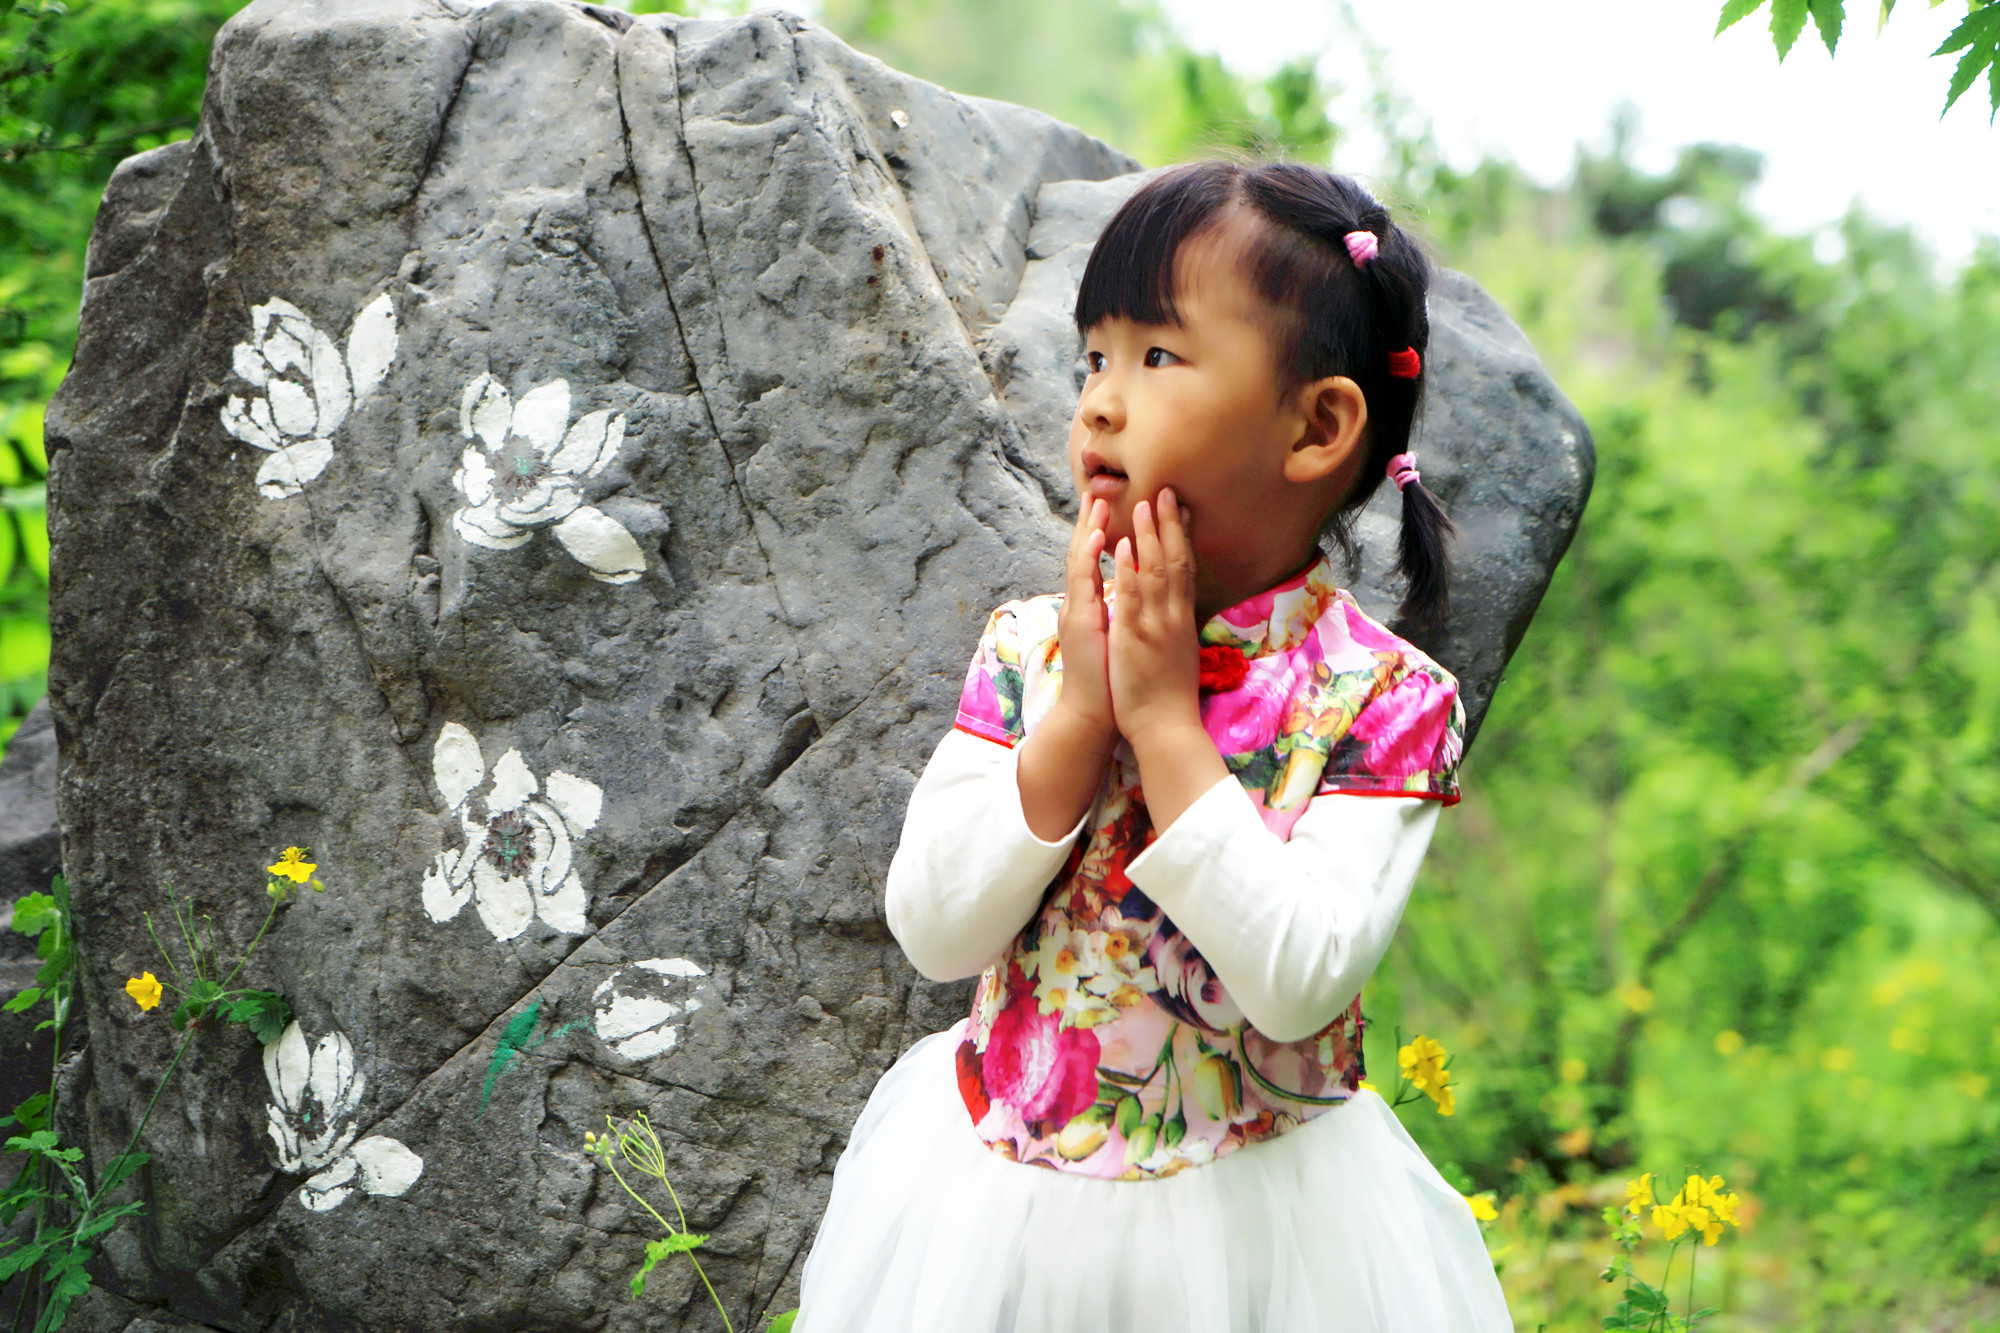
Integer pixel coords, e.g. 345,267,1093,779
1073,161,1452,631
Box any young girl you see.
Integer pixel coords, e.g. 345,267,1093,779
795,162,1512,1332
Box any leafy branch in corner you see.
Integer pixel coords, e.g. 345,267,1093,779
1716,0,2000,119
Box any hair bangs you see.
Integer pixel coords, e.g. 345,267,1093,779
1072,164,1240,332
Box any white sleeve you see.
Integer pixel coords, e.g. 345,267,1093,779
884,729,1088,983
1124,777,1441,1042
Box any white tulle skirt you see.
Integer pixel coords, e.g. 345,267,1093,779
795,1022,1511,1333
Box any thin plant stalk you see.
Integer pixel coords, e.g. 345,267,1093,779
599,1118,735,1333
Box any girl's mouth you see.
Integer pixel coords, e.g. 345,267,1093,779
1082,449,1127,499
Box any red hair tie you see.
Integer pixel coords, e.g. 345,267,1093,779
1198,644,1249,693
1387,452,1420,492
1387,347,1422,379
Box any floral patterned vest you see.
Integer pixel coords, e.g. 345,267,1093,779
951,556,1464,1180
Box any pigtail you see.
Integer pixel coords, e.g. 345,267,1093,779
1348,206,1452,631
1392,454,1454,631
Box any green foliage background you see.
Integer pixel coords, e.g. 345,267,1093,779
6,0,1998,1328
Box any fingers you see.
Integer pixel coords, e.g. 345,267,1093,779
1113,532,1137,612
1156,488,1195,606
1132,498,1164,590
1066,499,1107,607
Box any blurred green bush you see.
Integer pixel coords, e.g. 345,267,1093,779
0,0,248,749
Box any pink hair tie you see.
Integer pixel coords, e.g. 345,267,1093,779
1387,346,1422,379
1343,230,1379,266
1387,452,1421,492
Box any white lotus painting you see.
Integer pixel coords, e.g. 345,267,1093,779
422,721,604,941
592,958,708,1061
263,1022,423,1213
221,294,398,500
449,374,645,584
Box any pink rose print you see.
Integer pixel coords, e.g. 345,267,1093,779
981,985,1101,1131
1347,671,1453,779
1202,655,1303,755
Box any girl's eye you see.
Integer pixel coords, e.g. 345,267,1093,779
1085,350,1106,374
1144,347,1180,368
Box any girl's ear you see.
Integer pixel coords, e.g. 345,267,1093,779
1283,375,1368,486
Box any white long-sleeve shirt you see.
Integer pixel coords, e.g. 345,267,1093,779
885,728,1440,1043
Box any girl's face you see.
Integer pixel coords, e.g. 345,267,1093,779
1068,213,1368,618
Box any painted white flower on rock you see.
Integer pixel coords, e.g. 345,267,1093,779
221,294,398,500
263,1021,423,1213
422,721,604,941
449,374,645,583
593,958,708,1061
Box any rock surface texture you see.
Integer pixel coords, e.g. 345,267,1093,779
43,3,1590,1330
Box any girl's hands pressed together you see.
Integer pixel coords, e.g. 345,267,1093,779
1108,492,1199,742
1057,497,1114,736
1016,499,1119,841
1111,489,1230,833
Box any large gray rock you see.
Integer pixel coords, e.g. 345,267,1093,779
0,698,60,921
44,3,1590,1330
0,698,60,1127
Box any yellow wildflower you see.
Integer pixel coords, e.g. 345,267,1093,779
1397,1035,1458,1115
1625,1171,1655,1212
1651,1172,1742,1245
1464,1192,1498,1222
126,972,163,1011
268,847,317,884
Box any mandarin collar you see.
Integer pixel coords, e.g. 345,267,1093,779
1197,553,1343,658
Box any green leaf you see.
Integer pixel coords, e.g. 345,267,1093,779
1934,3,2000,55
1942,40,1995,113
1626,1281,1671,1312
629,1232,708,1298
218,991,292,1045
36,1253,93,1333
96,1152,149,1195
3,986,41,1013
9,892,55,939
1716,0,1768,33
169,997,206,1032
1113,1094,1142,1138
1808,0,1843,53
7,1130,58,1155
765,1311,798,1333
0,1239,49,1282
74,1199,145,1242
1771,0,1810,56
12,1094,50,1133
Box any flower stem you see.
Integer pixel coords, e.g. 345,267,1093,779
216,898,281,993
50,1021,201,1296
1654,1244,1677,1333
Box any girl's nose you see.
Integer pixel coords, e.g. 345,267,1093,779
1078,374,1124,433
